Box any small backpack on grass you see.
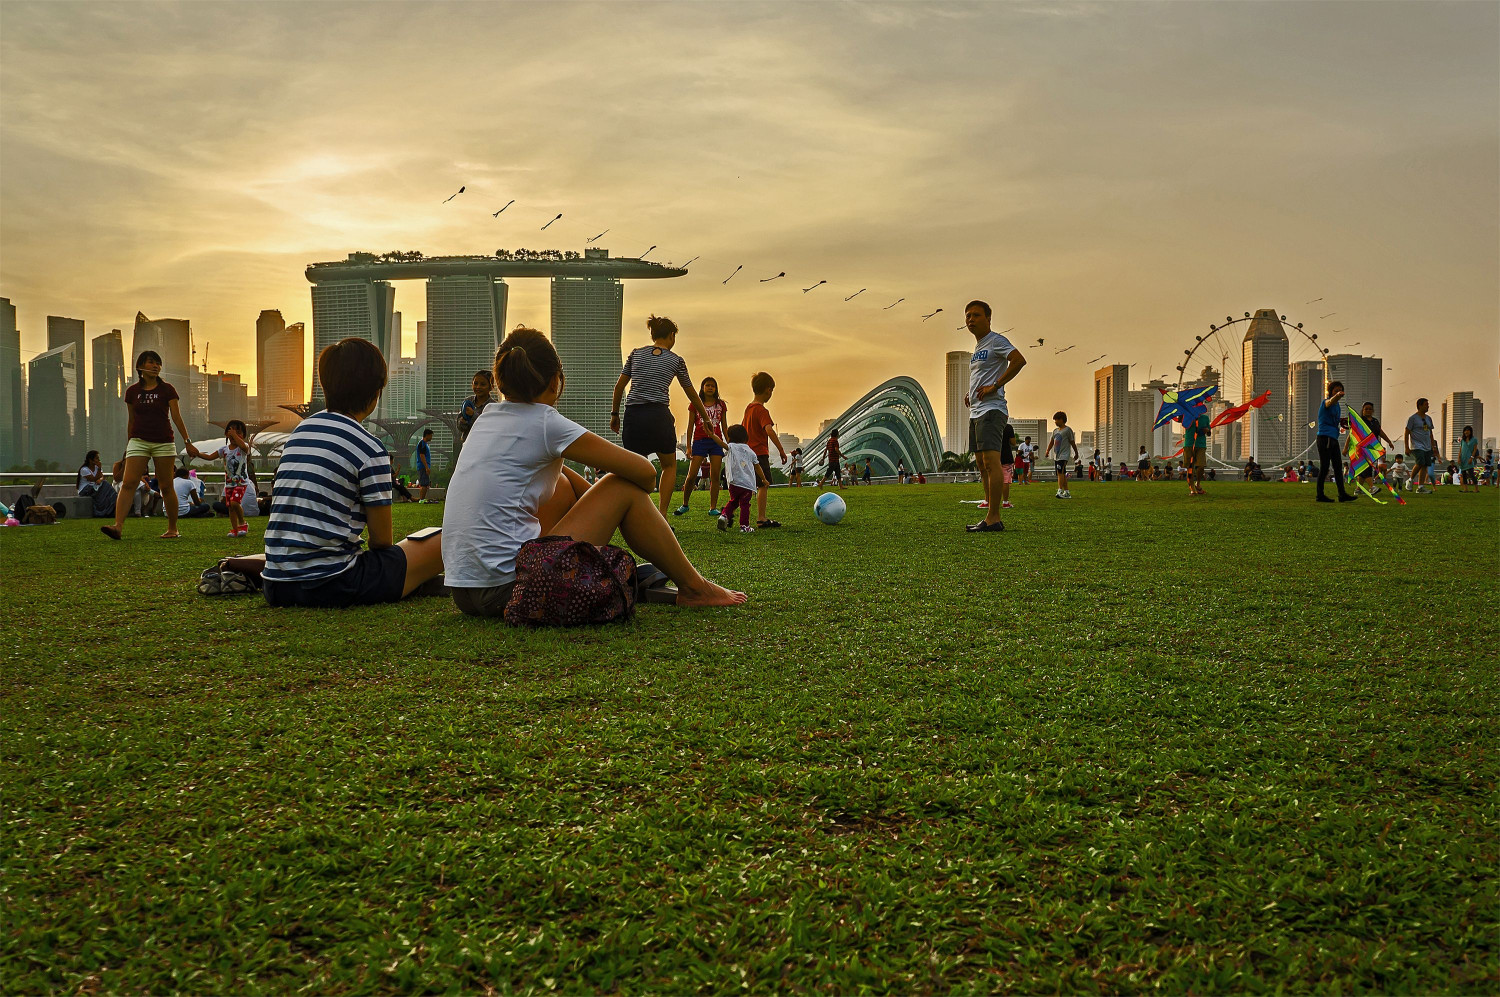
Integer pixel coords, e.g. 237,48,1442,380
504,535,637,627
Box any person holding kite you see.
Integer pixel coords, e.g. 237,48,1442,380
1183,405,1210,496
1315,381,1357,503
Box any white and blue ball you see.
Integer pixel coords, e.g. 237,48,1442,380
814,491,847,525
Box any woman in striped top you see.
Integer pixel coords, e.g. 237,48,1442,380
610,315,726,516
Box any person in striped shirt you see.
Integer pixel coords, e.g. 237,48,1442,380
610,315,725,516
255,338,445,608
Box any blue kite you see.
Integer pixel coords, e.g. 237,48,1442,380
1153,385,1218,430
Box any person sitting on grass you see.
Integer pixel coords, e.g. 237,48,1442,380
242,338,445,608
442,327,746,617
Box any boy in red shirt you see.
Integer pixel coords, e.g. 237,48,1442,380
742,371,788,528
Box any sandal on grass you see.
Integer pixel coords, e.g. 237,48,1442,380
634,562,679,605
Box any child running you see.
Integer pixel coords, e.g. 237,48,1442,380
1044,411,1079,499
212,419,254,536
717,425,769,533
612,315,724,516
444,327,746,615
742,372,788,528
101,349,207,540
675,376,729,518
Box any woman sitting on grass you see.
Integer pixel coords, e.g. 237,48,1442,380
442,327,746,617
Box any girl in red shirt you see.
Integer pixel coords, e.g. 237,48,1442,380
674,377,729,517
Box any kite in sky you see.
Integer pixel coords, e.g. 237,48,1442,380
492,200,514,217
802,280,826,293
1086,354,1106,364
541,213,562,230
921,308,943,321
680,256,699,268
1033,338,1045,347
640,245,656,259
1209,389,1271,429
587,229,609,243
1054,345,1076,355
884,298,904,309
443,186,465,203
1306,297,1322,304
1153,385,1217,429
760,272,786,282
723,265,743,284
845,289,866,301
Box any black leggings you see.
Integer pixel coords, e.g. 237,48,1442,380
1317,436,1346,496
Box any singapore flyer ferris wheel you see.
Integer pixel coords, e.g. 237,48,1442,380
1175,309,1331,469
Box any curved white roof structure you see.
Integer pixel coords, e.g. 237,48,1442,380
800,376,944,476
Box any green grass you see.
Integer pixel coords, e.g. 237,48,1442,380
2,482,1496,994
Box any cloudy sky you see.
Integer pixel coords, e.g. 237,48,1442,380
2,1,1495,438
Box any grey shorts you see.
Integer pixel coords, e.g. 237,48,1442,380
451,581,516,618
969,411,1012,461
1412,449,1433,469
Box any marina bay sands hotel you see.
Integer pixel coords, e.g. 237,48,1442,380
305,248,684,440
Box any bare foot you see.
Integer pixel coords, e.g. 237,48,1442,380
676,580,747,608
100,525,121,540
159,531,181,539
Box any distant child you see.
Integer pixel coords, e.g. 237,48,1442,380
861,457,872,485
819,428,845,489
675,376,729,517
416,429,434,501
897,458,908,484
1044,411,1079,499
257,337,445,608
787,447,805,488
718,425,769,533
1458,425,1478,492
213,419,253,536
742,371,788,527
1391,453,1410,489
456,370,494,443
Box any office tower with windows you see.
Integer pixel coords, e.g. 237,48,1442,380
551,271,624,440
0,298,21,465
1441,391,1484,459
1240,309,1290,465
260,320,304,426
424,275,507,421
47,316,88,453
384,356,425,419
1093,364,1129,465
309,281,396,409
1288,359,1326,459
1325,353,1383,427
90,329,128,456
131,313,192,388
28,343,80,466
207,372,249,424
945,350,969,453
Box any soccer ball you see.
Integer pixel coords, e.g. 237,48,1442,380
814,491,847,525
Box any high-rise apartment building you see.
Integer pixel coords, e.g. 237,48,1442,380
1287,360,1326,460
309,280,396,409
945,350,968,453
1325,353,1383,426
551,262,623,440
90,330,128,457
424,276,508,420
1093,364,1129,464
47,316,88,453
0,298,22,466
28,343,80,466
1240,309,1290,465
259,320,304,426
384,356,426,420
1441,391,1484,459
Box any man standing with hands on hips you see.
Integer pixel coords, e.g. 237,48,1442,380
962,299,1026,532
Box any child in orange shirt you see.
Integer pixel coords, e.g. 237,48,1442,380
741,371,788,528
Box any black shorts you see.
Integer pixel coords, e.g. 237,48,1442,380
757,454,773,484
621,403,676,457
263,547,407,608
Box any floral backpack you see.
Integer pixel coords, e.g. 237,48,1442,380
503,536,638,627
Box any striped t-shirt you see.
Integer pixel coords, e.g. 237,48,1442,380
262,412,393,583
621,345,693,407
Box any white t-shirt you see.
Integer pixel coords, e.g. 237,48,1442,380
725,442,759,490
968,331,1018,418
441,400,589,588
173,477,200,514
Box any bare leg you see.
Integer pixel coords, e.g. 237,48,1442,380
108,456,150,534
1000,463,1011,505
537,468,586,533
707,454,722,510
978,451,1003,524
397,536,444,596
680,456,704,507
154,456,180,536
656,452,676,516
552,475,746,607
976,453,990,503
756,482,769,522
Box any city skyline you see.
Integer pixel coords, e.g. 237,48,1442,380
1,2,1497,441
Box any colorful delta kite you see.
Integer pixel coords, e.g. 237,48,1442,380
1153,385,1217,430
1346,409,1406,505
1210,389,1272,429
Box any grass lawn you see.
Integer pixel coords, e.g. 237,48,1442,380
2,481,1496,993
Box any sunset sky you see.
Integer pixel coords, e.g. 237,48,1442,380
2,1,1496,439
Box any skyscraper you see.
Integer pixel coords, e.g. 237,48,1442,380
90,329,128,457
384,356,426,420
1325,353,1383,425
28,343,80,466
551,264,624,440
207,372,249,424
131,313,192,389
1093,364,1129,465
0,298,21,466
1441,391,1484,459
424,275,508,420
1240,309,1290,465
416,320,428,368
945,350,968,453
260,320,304,425
47,316,87,453
309,280,396,409
1287,360,1326,460
255,309,284,409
